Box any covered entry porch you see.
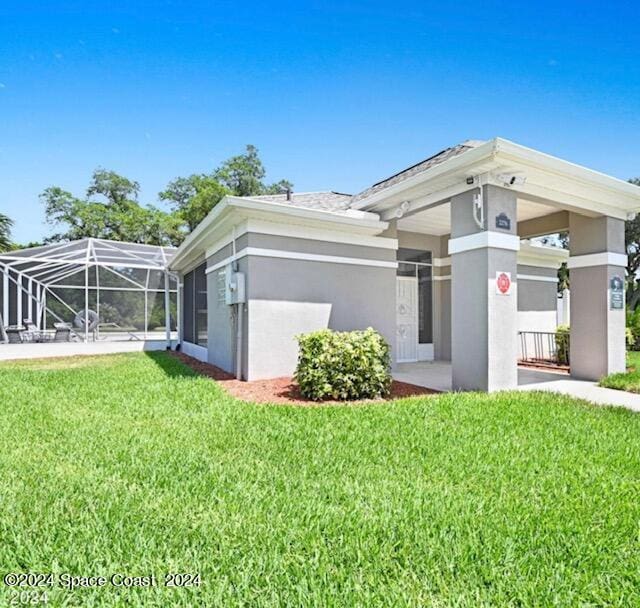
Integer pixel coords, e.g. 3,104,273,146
394,360,567,393
352,138,640,391
393,360,640,411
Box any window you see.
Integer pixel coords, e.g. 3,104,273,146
183,263,208,346
396,248,433,344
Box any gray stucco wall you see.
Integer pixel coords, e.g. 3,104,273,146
450,186,519,391
569,213,626,380
246,255,396,379
517,265,558,312
201,231,397,380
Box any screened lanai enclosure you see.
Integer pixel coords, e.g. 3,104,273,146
0,238,178,346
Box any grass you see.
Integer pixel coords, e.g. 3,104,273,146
1,353,639,607
599,351,640,392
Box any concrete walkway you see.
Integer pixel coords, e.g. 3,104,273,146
393,361,640,412
515,374,640,412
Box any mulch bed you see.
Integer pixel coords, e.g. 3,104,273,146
169,351,437,405
518,360,570,374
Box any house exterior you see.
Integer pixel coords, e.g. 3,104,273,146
170,138,640,391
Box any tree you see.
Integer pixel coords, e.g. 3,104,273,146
160,174,228,231
42,169,182,246
538,231,569,293
626,178,640,308
213,144,292,197
160,145,293,231
0,213,13,252
87,168,140,207
213,144,266,197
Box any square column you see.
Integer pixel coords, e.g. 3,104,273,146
568,214,626,380
449,186,519,391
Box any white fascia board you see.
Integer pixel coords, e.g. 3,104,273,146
171,196,390,272
448,231,520,255
232,197,386,230
354,136,640,219
205,218,398,259
351,140,499,210
568,252,628,269
494,138,640,203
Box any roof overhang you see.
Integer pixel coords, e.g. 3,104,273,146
352,138,640,222
518,240,569,269
170,195,389,272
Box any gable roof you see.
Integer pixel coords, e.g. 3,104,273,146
244,191,352,212
351,140,485,205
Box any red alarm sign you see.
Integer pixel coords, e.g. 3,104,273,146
496,271,512,295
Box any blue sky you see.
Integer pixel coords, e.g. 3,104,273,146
1,1,639,244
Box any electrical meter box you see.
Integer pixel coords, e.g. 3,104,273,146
225,265,246,305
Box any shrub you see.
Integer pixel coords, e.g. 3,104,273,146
627,308,640,351
555,325,570,365
627,327,636,350
295,328,392,401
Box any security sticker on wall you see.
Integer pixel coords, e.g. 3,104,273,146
495,271,512,295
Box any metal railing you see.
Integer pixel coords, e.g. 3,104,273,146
519,331,570,366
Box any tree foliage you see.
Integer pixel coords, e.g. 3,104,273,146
626,178,640,308
37,145,291,248
42,170,183,246
160,144,292,230
159,174,228,231
0,213,13,252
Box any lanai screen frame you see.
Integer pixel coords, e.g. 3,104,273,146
0,238,179,346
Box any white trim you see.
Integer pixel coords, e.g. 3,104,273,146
433,275,451,281
568,252,628,269
205,218,398,259
517,256,565,270
448,231,521,255
355,138,640,219
206,247,398,273
171,195,390,272
247,218,398,249
433,256,451,267
181,340,208,362
418,343,434,361
517,274,559,283
518,240,568,269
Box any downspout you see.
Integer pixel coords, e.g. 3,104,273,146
231,225,243,380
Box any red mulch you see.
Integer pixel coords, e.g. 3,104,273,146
518,360,570,374
169,351,437,405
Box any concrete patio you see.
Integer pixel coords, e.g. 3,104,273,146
0,335,177,361
393,361,640,411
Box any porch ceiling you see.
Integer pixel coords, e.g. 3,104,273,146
397,198,559,236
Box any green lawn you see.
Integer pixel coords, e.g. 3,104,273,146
1,353,639,607
599,351,640,392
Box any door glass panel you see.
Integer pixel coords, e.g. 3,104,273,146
398,248,432,265
397,262,416,277
418,266,432,344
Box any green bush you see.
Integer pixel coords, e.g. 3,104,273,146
555,325,570,365
626,308,640,351
627,327,636,349
295,328,392,401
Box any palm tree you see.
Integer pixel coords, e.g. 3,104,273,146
0,213,13,252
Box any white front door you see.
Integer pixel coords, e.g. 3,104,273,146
396,277,418,362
